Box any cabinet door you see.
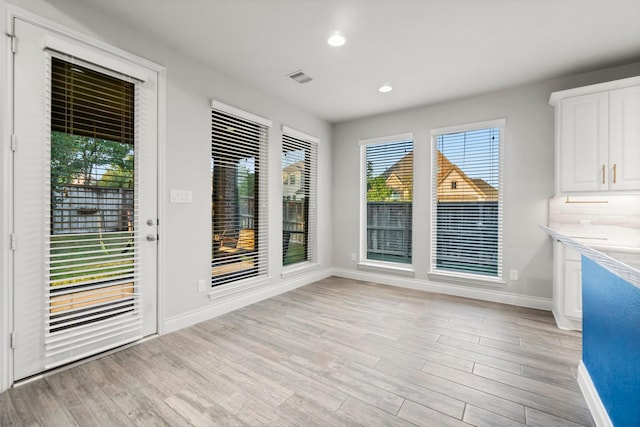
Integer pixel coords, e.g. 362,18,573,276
563,259,582,319
560,93,608,192
609,85,640,191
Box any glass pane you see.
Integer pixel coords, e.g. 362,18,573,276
365,140,413,264
49,58,136,327
282,146,308,266
211,111,263,286
435,128,500,276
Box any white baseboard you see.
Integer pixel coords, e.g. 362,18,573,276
163,267,333,334
552,309,582,331
333,268,553,311
578,361,612,427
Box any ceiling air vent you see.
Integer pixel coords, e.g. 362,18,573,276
287,70,313,84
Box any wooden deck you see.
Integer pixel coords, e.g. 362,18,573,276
0,276,593,426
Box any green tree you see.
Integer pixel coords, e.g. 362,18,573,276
367,176,393,201
100,157,134,188
51,131,133,186
366,160,393,201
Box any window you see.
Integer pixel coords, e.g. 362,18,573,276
431,120,503,279
211,101,270,286
360,134,413,265
282,126,318,267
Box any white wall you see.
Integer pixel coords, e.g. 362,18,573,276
0,0,333,390
332,61,640,303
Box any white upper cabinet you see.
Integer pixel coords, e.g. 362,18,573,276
560,92,608,192
550,77,640,194
609,85,640,191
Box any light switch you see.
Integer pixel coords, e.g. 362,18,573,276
170,189,192,203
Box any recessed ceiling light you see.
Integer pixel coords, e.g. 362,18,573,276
327,32,346,47
379,84,393,93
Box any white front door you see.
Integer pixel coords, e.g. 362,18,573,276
12,18,158,381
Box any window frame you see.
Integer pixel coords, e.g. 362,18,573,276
281,125,319,276
429,119,505,285
358,133,414,272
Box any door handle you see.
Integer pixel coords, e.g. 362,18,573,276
146,234,157,242
613,163,617,184
602,165,605,184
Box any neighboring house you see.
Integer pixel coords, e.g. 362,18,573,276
379,150,498,202
282,160,305,200
381,151,413,201
436,150,498,202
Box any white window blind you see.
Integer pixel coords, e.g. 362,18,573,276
211,102,269,286
360,136,413,264
431,124,503,279
45,56,142,361
282,127,318,267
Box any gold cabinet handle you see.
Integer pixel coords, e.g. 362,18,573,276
602,165,605,184
613,163,617,184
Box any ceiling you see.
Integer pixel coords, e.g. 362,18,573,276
62,0,640,123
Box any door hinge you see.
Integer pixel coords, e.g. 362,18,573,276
7,34,16,54
11,134,17,152
10,332,16,349
10,233,16,250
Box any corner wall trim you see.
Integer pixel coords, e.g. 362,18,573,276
163,267,333,334
333,268,553,311
577,361,613,427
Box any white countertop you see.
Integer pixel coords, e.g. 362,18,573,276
541,225,640,289
546,223,640,254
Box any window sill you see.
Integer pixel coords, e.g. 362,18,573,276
281,261,319,279
358,260,415,277
428,270,505,287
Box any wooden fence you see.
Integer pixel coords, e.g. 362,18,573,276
51,184,133,234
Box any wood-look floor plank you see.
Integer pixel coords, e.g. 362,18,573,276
521,364,581,392
202,327,349,411
463,404,528,427
285,353,405,415
420,360,593,425
276,393,361,427
164,389,246,427
0,277,594,426
336,397,415,426
397,399,471,427
428,338,523,375
78,357,187,427
526,406,595,427
217,391,288,426
0,388,19,426
8,378,80,427
44,367,135,427
376,359,527,423
438,335,576,376
473,364,587,408
331,358,466,419
480,336,582,364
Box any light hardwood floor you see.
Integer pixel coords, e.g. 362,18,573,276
0,276,593,426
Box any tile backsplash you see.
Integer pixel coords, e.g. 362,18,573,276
549,195,640,229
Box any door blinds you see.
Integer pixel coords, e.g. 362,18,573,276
282,128,318,267
45,57,142,364
432,126,503,278
361,138,413,264
211,103,270,286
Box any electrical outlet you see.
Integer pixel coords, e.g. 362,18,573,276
198,279,206,292
351,252,356,262
509,269,519,281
